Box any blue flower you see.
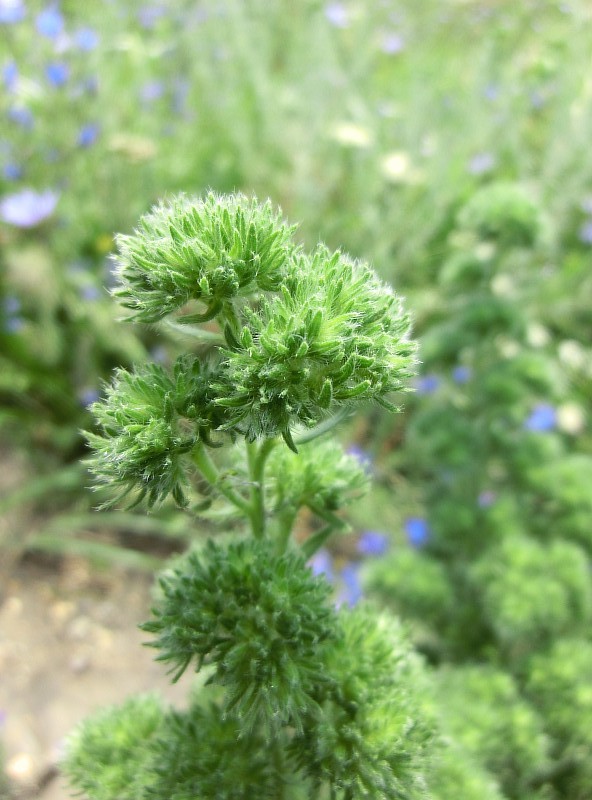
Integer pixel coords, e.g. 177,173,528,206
3,163,22,180
578,220,592,245
77,123,99,148
80,285,101,301
7,106,33,128
483,84,500,101
405,517,431,548
74,27,98,51
140,80,165,103
36,6,64,39
381,32,405,55
338,563,362,607
477,490,496,508
0,188,59,227
3,296,23,333
357,530,389,557
415,374,440,394
138,5,165,29
2,61,18,91
452,365,471,384
308,549,334,582
45,62,69,87
0,0,25,24
524,403,557,432
324,2,348,27
468,152,496,176
346,444,373,474
78,387,100,407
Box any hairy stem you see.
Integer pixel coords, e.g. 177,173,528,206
246,438,277,538
191,442,251,514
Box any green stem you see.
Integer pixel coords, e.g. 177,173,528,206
275,505,299,556
301,524,337,560
191,443,251,514
246,438,277,538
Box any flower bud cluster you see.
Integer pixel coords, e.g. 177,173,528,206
113,192,298,323
142,539,337,733
87,356,225,507
215,246,416,445
91,194,416,503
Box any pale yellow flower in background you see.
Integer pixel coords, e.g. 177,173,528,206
526,322,551,348
557,402,586,435
329,122,373,148
558,340,588,371
381,151,423,184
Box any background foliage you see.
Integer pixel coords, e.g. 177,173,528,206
2,1,592,798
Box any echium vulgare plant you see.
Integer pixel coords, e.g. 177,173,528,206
64,193,433,800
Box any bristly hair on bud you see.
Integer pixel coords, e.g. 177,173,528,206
214,246,417,442
112,192,299,323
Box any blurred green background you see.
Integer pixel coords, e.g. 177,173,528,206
2,1,592,799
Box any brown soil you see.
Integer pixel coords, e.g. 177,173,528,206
0,555,191,800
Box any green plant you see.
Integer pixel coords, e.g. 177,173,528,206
64,192,434,799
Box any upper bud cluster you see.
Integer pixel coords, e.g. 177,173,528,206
113,192,298,323
91,193,416,504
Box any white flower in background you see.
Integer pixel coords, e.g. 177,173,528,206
329,122,373,148
558,339,588,371
526,322,551,348
557,402,586,435
491,273,515,297
381,151,423,184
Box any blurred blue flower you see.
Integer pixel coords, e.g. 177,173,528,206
381,32,405,55
2,60,18,91
3,298,23,333
45,62,69,87
415,374,440,394
80,285,101,301
308,548,334,582
405,517,431,548
578,220,592,245
357,530,389,557
477,490,496,508
78,387,100,407
74,27,99,51
77,123,99,148
138,5,165,29
36,6,64,38
7,106,34,128
0,0,25,24
524,403,557,432
338,563,362,607
483,84,499,101
140,80,165,103
325,2,348,27
3,163,22,180
468,152,496,175
452,365,472,384
346,444,373,474
0,188,59,227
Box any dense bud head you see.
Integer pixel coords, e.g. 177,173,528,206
457,182,542,248
86,357,227,508
268,437,370,514
142,539,338,733
470,537,592,654
113,192,298,322
64,694,165,800
294,608,433,799
144,704,277,800
434,666,548,796
216,246,416,442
